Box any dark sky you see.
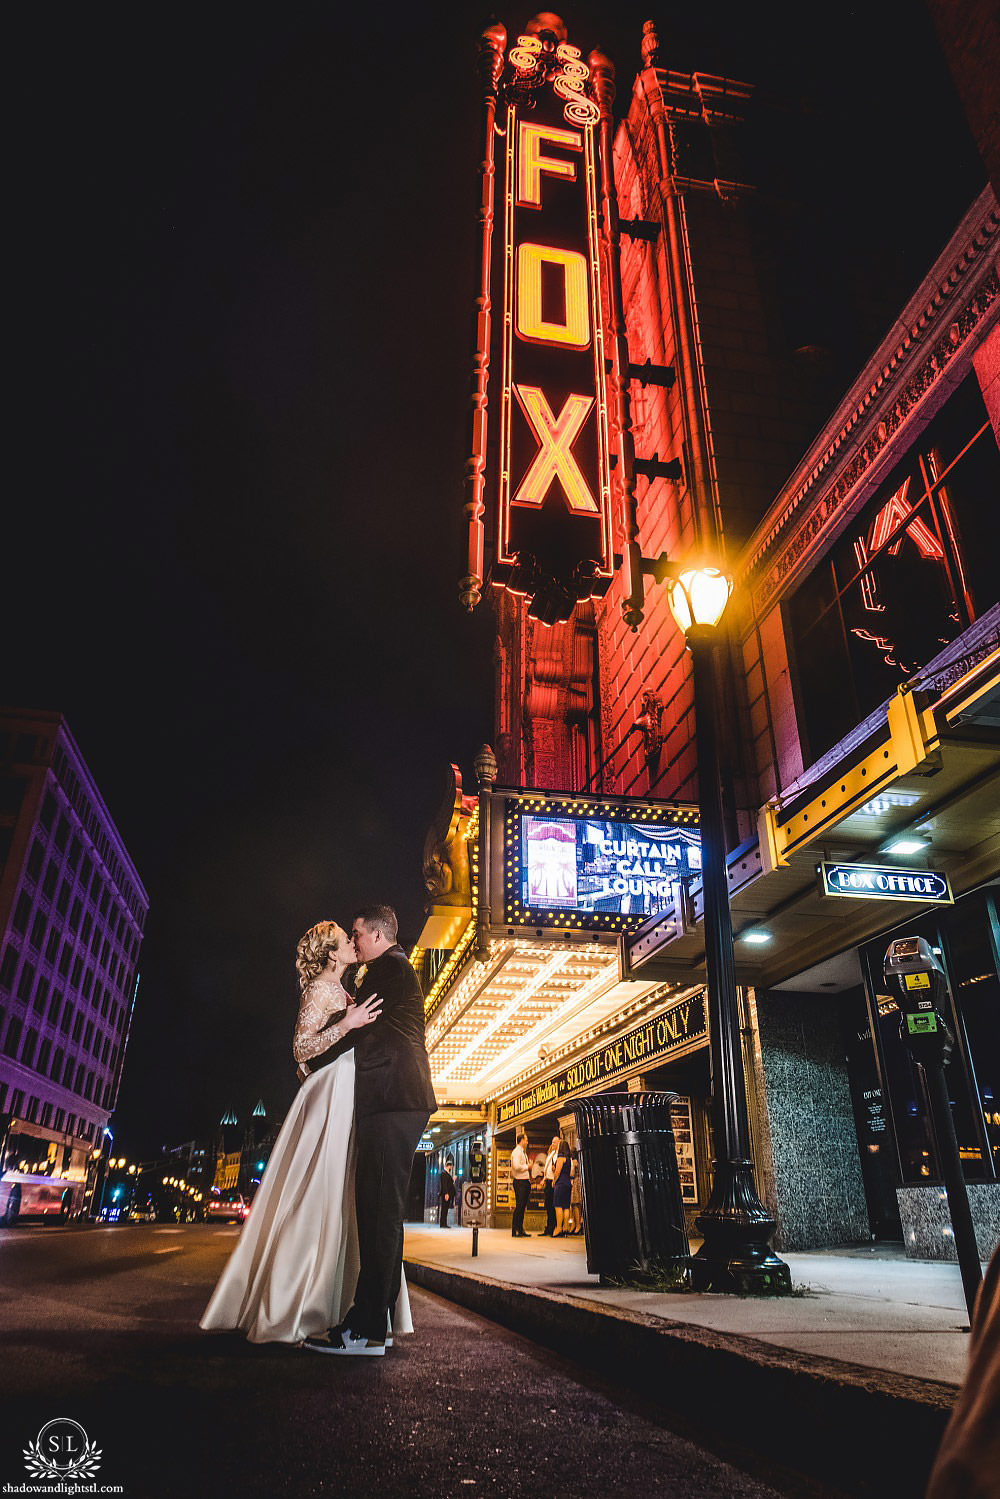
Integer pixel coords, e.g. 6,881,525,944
6,3,983,1154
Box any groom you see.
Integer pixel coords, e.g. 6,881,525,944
304,903,436,1356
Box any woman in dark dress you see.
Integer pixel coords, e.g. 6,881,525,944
551,1139,572,1236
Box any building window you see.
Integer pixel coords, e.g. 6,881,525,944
72,1012,83,1042
25,1096,39,1123
29,912,47,951
9,1088,25,1118
66,1113,76,1135
52,1046,64,1080
84,1072,94,1101
48,988,62,1023
81,912,92,942
3,1017,22,1057
16,961,35,1002
61,1001,73,1033
56,880,71,917
69,897,82,933
33,976,49,1014
26,839,45,881
40,791,57,831
54,814,69,852
83,1020,93,1049
42,860,58,900
54,1108,65,1132
71,955,83,985
74,1064,84,1093
0,945,18,990
68,836,81,871
62,1057,74,1088
21,1020,41,1066
12,892,31,934
82,968,94,1000
45,928,60,963
37,1037,51,1073
786,377,1000,763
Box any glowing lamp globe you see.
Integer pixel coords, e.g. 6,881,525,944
667,566,733,633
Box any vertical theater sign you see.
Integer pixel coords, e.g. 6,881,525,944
462,16,613,625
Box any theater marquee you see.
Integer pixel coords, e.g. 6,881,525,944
463,19,613,624
496,993,707,1126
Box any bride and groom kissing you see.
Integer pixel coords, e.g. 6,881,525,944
200,904,436,1356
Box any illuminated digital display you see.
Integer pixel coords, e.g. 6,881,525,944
504,796,701,929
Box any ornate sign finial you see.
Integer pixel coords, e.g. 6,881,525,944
641,19,661,70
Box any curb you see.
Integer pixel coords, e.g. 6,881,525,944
404,1256,957,1497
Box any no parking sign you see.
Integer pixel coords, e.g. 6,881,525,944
461,1182,486,1227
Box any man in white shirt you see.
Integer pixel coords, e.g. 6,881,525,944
510,1132,532,1238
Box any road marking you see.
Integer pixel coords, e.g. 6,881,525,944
154,1247,184,1255
152,1228,184,1234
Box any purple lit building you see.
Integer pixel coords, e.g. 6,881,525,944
0,710,148,1202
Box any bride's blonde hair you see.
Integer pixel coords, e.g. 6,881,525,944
295,920,348,993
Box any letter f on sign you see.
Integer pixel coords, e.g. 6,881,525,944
513,385,597,512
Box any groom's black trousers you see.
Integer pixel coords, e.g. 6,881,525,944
346,1109,428,1341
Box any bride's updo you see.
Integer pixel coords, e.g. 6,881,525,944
295,920,348,993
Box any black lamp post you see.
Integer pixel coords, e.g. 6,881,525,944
665,566,791,1294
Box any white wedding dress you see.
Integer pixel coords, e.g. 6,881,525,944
200,980,412,1345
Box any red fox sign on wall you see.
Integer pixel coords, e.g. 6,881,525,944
463,16,613,625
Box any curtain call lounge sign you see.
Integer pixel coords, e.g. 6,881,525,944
819,861,953,904
463,19,613,623
496,994,707,1126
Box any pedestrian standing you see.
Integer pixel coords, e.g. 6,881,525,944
552,1139,572,1236
542,1135,560,1236
438,1159,455,1228
510,1131,532,1237
569,1147,583,1234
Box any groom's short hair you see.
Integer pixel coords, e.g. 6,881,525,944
354,903,398,943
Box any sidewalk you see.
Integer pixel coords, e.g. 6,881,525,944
404,1225,975,1386
403,1225,977,1497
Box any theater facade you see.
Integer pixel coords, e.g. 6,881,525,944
420,14,1000,1258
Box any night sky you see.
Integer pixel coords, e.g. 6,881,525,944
7,3,983,1155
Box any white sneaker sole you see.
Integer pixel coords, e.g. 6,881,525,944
303,1339,386,1357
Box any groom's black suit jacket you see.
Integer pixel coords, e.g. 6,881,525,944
352,945,437,1120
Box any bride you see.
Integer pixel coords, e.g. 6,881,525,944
199,920,413,1345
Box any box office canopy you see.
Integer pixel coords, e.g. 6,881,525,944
625,636,1000,989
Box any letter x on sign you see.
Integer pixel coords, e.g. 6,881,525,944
513,384,598,513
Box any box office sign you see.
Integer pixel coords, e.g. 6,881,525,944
466,22,613,623
496,993,706,1126
819,861,953,904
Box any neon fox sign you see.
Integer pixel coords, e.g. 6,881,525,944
463,19,613,623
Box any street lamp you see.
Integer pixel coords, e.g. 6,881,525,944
663,561,791,1295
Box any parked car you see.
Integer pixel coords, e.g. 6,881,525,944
0,1170,80,1225
205,1188,250,1224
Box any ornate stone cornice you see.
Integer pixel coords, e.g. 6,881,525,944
739,187,1000,616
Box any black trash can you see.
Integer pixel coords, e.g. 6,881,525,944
573,1091,690,1285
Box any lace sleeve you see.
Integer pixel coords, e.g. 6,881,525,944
293,981,347,1065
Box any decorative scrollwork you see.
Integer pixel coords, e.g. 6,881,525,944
553,47,600,126
509,34,542,73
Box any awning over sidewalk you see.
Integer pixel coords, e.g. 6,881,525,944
625,645,1000,989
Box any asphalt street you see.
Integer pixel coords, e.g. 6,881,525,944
0,1224,846,1499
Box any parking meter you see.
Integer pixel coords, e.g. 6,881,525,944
883,934,982,1322
469,1140,487,1184
884,935,953,1067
